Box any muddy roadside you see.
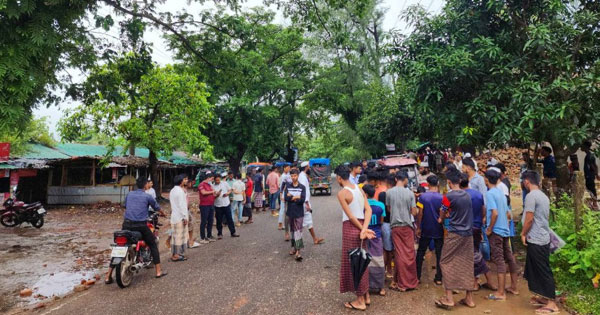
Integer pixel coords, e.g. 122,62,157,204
0,192,186,314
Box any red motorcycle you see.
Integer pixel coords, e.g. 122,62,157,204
109,210,161,288
0,189,46,228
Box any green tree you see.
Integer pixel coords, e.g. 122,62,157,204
0,117,56,156
60,65,213,184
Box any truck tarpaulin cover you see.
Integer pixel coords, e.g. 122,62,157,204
310,165,331,178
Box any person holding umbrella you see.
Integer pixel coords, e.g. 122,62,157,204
335,165,376,311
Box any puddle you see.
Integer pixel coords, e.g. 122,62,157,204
32,272,92,298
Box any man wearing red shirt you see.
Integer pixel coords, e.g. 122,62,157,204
244,175,254,224
198,172,218,244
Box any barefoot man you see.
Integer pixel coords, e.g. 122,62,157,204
335,165,375,311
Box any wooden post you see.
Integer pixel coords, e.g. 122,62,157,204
61,164,67,186
573,170,585,233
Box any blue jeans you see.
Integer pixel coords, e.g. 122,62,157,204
278,198,286,224
269,191,279,210
231,200,244,222
199,205,214,240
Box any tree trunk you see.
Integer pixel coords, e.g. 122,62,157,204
129,143,135,156
573,171,585,233
551,143,572,195
149,150,160,191
228,157,242,177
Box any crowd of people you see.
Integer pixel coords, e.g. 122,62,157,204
334,152,560,314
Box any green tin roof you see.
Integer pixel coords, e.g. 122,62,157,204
0,163,17,169
21,143,70,159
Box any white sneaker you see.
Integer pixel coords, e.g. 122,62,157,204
199,239,209,245
190,242,201,248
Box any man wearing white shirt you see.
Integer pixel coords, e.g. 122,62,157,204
169,174,189,261
299,162,325,245
214,173,240,239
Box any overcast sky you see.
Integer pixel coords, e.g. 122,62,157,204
35,0,444,136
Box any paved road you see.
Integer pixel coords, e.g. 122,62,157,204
34,186,533,315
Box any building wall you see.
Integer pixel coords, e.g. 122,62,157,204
47,186,131,205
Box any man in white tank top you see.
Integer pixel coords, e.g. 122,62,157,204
335,165,376,311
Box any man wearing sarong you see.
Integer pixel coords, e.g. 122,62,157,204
169,174,189,261
363,184,386,297
386,171,419,292
435,168,475,310
484,169,520,301
335,165,375,311
459,174,497,291
416,175,443,285
521,171,560,314
284,169,306,261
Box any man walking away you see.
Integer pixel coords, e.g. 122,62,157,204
231,173,246,226
484,169,519,301
299,162,325,245
335,165,375,311
213,173,239,239
583,141,599,200
284,169,306,261
266,167,281,217
105,177,167,284
198,172,218,244
521,171,560,314
363,184,386,297
386,172,419,292
435,168,475,310
169,174,189,261
253,168,265,211
416,175,443,285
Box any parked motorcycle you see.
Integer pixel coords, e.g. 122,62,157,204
109,210,161,288
0,188,46,228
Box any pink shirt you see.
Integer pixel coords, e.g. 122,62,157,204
266,172,280,194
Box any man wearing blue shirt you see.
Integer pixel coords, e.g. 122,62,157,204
416,175,444,285
484,170,519,301
105,177,167,284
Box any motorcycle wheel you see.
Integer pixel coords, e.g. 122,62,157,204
116,250,134,288
31,215,44,228
0,213,18,227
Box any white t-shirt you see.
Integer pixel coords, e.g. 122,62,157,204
232,180,245,201
214,181,231,207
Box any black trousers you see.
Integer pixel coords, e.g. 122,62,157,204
122,220,160,264
416,236,443,282
586,178,597,197
524,242,556,299
215,206,236,236
200,205,215,239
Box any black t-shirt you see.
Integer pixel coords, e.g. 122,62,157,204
379,191,390,223
501,177,511,207
584,152,597,180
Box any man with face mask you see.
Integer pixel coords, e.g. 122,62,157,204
299,162,325,245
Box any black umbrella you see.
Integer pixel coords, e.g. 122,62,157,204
348,240,372,291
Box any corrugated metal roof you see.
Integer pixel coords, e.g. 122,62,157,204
0,163,17,169
22,143,70,159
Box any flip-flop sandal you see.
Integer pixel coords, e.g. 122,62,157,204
344,302,366,311
485,294,506,301
529,298,546,306
104,278,113,285
536,307,560,314
314,238,325,245
379,289,386,296
481,283,496,291
289,250,297,256
506,288,520,295
389,285,407,292
155,272,168,278
170,256,187,262
458,299,476,308
434,299,453,310
434,280,442,286
295,255,303,262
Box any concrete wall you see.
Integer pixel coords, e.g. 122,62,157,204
47,186,131,205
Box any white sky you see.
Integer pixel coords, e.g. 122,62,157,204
35,0,444,136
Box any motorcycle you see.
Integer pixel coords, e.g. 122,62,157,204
109,210,161,288
0,187,46,228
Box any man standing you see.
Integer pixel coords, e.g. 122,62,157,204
416,175,443,285
213,173,239,239
231,173,246,226
105,177,167,283
349,162,362,185
266,167,281,217
253,168,265,212
539,146,557,195
484,169,519,301
463,158,487,202
435,168,475,310
386,172,419,292
417,161,434,185
198,172,218,244
284,169,306,261
169,174,189,261
521,171,560,314
244,175,254,224
299,162,325,245
335,165,375,311
145,179,157,204
278,164,292,238
582,141,599,198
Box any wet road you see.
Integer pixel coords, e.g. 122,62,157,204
32,186,534,315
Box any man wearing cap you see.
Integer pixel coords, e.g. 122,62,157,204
299,162,325,245
418,161,434,185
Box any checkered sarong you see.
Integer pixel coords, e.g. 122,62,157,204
340,220,369,296
440,232,474,290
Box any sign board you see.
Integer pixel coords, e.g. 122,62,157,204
0,143,10,161
10,171,18,186
385,144,396,152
